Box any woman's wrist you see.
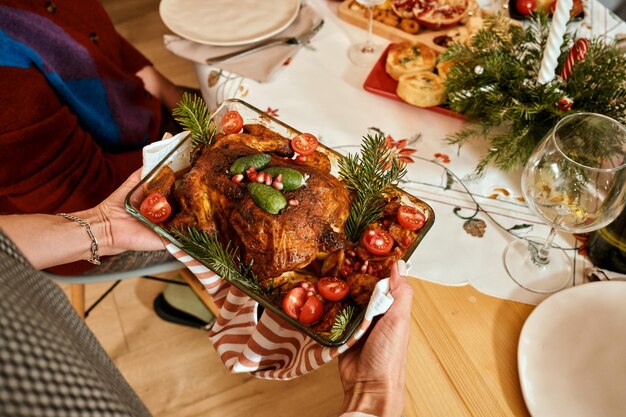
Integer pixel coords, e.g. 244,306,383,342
340,382,405,417
72,207,114,258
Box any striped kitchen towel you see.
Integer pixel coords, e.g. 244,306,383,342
165,241,394,380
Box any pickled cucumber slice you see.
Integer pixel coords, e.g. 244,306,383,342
248,183,287,214
262,167,305,191
230,153,271,174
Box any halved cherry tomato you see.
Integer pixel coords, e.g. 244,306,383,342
221,110,244,134
282,287,323,324
317,277,350,301
140,192,172,223
299,296,324,324
291,133,318,156
361,229,394,256
397,205,426,231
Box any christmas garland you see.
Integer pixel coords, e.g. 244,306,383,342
439,13,626,173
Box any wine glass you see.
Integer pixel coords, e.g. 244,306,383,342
504,113,626,293
348,0,386,67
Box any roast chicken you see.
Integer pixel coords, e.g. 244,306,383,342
164,124,351,284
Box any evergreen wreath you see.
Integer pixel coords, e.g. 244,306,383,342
439,13,626,174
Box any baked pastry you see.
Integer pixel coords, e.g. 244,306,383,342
436,60,455,81
396,71,446,108
385,41,437,81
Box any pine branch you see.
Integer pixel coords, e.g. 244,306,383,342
170,227,266,294
329,306,356,341
172,93,217,147
440,13,626,173
338,133,407,242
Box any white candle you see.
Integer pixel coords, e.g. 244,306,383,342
537,0,573,84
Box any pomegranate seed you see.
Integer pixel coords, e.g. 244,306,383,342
256,172,266,183
272,182,284,190
231,174,244,183
340,268,350,277
275,174,283,183
247,171,258,181
344,259,352,266
360,260,369,274
367,266,374,275
265,173,273,185
402,236,412,247
346,250,356,257
246,166,257,173
354,262,361,271
289,199,299,206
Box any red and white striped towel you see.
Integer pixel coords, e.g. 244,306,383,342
165,242,394,380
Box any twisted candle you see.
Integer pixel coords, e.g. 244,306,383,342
560,38,589,80
537,0,573,84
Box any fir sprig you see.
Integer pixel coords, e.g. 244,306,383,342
329,306,356,342
440,13,626,174
339,132,407,242
172,93,217,147
170,227,265,294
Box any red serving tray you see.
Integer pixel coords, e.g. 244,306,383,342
363,43,466,121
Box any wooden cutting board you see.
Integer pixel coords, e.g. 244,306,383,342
337,0,492,53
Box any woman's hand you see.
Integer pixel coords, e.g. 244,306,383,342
85,169,165,256
338,261,413,417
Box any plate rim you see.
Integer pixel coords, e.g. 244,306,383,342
159,0,302,46
517,280,626,416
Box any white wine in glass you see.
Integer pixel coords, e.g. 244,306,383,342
348,0,386,67
504,113,626,293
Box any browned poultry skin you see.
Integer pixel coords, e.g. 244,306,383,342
213,124,294,158
168,125,351,284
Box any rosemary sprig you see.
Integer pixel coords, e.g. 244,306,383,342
172,93,217,147
339,132,407,242
329,306,356,341
170,227,265,294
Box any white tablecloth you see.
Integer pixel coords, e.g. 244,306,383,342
182,0,626,305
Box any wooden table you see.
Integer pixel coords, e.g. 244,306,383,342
405,278,535,417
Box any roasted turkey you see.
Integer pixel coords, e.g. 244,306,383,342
165,124,351,284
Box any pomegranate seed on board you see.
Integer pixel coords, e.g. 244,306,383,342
231,174,244,183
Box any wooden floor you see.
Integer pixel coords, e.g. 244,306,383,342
59,2,345,416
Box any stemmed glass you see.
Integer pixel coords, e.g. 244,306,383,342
504,113,626,293
348,0,385,67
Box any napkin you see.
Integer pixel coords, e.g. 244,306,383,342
585,267,626,282
140,134,398,380
163,4,322,83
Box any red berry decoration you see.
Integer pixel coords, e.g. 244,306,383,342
515,0,537,15
560,38,589,80
557,96,573,111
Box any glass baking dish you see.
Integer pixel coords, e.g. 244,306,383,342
125,98,435,347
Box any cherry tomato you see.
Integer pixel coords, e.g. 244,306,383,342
317,277,350,301
220,110,244,135
298,296,324,324
291,133,318,156
139,192,172,223
515,0,536,15
282,287,323,324
397,205,426,231
361,229,394,256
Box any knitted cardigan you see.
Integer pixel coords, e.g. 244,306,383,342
0,0,162,216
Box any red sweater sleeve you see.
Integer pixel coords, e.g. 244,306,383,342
0,67,144,215
117,32,153,73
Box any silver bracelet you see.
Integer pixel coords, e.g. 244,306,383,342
57,213,101,265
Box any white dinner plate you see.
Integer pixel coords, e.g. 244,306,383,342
159,0,301,46
518,281,626,417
